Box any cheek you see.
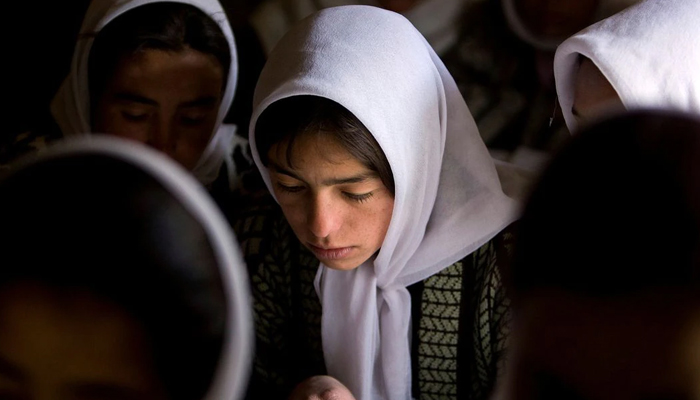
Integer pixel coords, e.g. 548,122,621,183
273,191,308,227
376,203,393,232
172,122,217,168
364,198,394,247
186,122,216,149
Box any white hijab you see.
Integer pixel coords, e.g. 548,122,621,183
249,6,520,399
50,0,239,187
553,0,700,132
19,136,253,400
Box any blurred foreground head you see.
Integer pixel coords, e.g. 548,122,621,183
0,137,251,400
500,111,700,400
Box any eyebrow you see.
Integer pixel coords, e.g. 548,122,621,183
270,163,377,186
113,93,157,106
180,96,218,108
113,93,218,108
0,355,27,384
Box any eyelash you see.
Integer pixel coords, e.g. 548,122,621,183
275,183,374,203
276,183,304,193
122,112,148,122
344,192,374,203
181,115,206,126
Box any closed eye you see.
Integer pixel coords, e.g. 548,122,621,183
180,115,207,126
121,111,148,122
343,191,373,203
276,182,305,193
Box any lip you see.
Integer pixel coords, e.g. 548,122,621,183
307,243,354,260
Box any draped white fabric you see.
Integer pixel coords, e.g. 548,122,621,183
50,0,239,187
554,0,700,132
249,6,520,399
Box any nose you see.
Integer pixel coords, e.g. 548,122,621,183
147,116,176,154
307,193,342,239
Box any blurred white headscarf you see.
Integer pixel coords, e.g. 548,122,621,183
9,135,253,400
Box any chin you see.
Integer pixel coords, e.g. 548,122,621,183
319,257,363,271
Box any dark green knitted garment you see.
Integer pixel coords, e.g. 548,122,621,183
234,198,513,400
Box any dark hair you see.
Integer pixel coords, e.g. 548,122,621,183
510,111,700,298
0,154,227,400
88,2,231,103
255,95,395,195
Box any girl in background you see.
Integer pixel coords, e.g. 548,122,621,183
48,0,243,190
553,0,700,132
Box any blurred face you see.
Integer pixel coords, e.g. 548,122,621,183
267,132,394,270
502,290,700,400
93,48,225,170
514,0,599,38
572,57,624,129
377,0,419,13
0,282,168,400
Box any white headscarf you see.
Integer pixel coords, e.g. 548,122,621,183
17,135,253,400
50,0,239,187
249,6,520,399
553,0,700,132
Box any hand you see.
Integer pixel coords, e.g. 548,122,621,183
288,375,356,400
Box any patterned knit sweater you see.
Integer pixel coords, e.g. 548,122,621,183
234,197,514,400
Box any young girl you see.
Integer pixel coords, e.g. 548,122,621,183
0,137,252,400
236,6,525,400
47,0,243,189
553,0,700,132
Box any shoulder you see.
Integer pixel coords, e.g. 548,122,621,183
420,223,518,289
232,193,288,260
0,129,62,168
494,222,518,252
232,193,319,282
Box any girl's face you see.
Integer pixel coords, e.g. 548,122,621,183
514,0,599,38
93,48,224,170
572,57,624,129
266,132,395,271
0,282,168,400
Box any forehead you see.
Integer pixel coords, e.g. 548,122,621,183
268,131,370,173
108,48,224,95
574,58,618,102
